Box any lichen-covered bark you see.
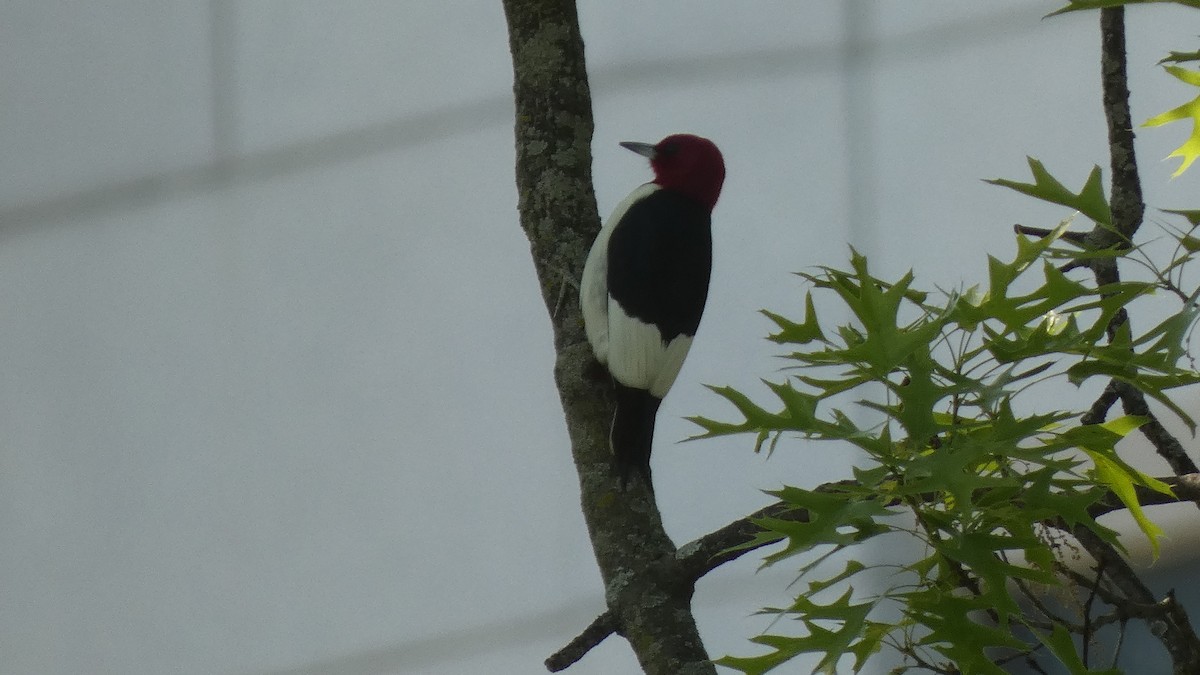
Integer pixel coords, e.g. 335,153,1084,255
500,1,715,673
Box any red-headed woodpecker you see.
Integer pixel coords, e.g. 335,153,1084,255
580,134,725,487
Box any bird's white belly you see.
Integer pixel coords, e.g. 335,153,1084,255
606,299,693,399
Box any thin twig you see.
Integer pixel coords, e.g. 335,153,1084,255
545,611,618,672
1081,560,1106,668
1111,618,1129,668
1014,223,1090,245
1071,522,1200,671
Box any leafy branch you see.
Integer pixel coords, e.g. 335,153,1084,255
546,472,1200,672
688,8,1200,672
1053,1,1200,178
692,227,1197,672
504,2,1200,673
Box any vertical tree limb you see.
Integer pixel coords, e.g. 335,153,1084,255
501,1,716,672
1092,7,1198,477
1082,8,1199,477
1098,8,1143,247
1077,9,1200,673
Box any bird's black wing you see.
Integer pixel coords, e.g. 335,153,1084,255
605,190,713,344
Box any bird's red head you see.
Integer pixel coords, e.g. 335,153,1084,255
621,134,725,211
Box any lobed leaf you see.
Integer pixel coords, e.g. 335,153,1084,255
986,159,1111,226
719,589,888,675
763,293,825,344
1048,0,1200,17
1144,66,1200,176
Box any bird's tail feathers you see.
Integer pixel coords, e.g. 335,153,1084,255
611,383,662,490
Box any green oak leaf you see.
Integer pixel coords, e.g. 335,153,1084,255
986,159,1111,226
1144,66,1200,177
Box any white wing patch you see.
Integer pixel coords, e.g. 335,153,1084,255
607,298,694,398
580,183,661,367
580,235,611,365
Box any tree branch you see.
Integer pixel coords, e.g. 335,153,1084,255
1112,380,1200,475
1080,379,1120,426
1019,39,1200,675
1014,223,1090,245
1092,7,1199,479
526,5,1200,672
1098,8,1143,248
548,473,1200,667
545,612,619,672
675,501,795,580
501,2,715,673
1070,524,1200,673
1065,13,1200,673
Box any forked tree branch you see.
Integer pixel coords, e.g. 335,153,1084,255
547,473,1200,670
1016,16,1200,671
510,3,1200,672
502,1,715,673
1073,8,1200,672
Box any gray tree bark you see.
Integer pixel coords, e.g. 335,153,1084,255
501,1,717,673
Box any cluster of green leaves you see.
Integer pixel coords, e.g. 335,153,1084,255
695,160,1200,674
1054,1,1200,177
1145,65,1200,177
1050,0,1200,15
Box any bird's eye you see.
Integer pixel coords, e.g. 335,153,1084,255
658,142,679,157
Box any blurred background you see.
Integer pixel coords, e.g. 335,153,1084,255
2,2,1198,673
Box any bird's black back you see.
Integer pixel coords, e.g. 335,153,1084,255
605,190,713,343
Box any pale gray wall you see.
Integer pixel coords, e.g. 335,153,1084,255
1,3,1196,673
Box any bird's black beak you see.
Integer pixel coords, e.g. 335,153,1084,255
619,141,656,159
